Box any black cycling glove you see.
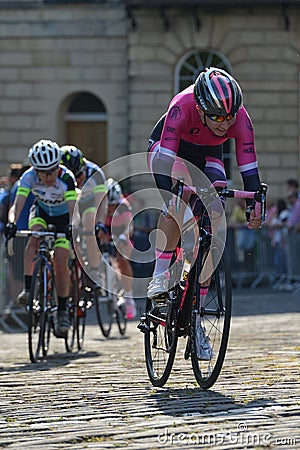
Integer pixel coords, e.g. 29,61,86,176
65,223,73,241
4,222,17,239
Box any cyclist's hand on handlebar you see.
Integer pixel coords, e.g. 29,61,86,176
95,221,107,240
246,203,262,229
65,223,73,241
162,196,179,218
4,222,17,239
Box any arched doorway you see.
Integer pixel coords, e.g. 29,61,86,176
65,92,107,167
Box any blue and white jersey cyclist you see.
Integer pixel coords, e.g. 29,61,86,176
5,140,77,336
60,145,107,288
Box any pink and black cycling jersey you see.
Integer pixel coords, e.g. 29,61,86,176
105,198,132,237
148,84,260,205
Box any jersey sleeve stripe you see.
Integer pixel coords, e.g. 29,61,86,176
94,184,107,193
16,186,30,197
64,190,77,201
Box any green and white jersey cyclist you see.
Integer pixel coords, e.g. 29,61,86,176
60,145,107,288
5,139,77,336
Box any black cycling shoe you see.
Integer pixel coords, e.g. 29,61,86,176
56,310,70,337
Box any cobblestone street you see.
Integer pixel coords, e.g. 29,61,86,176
0,288,299,449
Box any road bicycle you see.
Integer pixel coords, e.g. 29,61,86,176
9,227,70,363
71,231,127,339
65,247,92,352
94,240,127,338
138,180,267,389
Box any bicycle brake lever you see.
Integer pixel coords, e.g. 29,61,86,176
171,177,185,213
254,183,268,222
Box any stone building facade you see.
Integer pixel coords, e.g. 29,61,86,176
1,0,300,197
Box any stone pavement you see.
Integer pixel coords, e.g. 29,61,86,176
0,287,299,449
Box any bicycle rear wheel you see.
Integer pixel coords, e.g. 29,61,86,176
95,292,114,338
28,259,45,363
65,260,79,352
144,297,178,387
191,241,232,389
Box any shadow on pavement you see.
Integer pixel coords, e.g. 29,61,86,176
150,386,275,416
0,350,101,372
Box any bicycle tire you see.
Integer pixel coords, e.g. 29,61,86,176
42,265,55,357
94,257,115,338
77,297,86,350
115,292,127,336
28,259,45,363
65,260,79,352
190,240,232,389
144,297,178,387
95,291,114,338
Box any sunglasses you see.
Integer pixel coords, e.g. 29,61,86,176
36,166,59,176
206,113,236,122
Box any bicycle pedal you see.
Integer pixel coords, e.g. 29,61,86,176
137,321,149,333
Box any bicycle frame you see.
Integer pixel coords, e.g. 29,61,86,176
172,180,268,332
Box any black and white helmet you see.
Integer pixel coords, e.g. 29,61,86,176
194,67,243,116
29,140,61,170
105,177,122,204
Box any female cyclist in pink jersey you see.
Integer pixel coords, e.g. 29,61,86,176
147,67,262,302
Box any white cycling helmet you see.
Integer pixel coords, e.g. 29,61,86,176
29,139,61,170
105,177,122,204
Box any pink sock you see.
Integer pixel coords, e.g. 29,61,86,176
153,249,173,278
200,286,209,308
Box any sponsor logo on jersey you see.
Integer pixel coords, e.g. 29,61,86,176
169,106,181,121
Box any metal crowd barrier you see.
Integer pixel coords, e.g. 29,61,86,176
226,225,300,291
0,236,27,332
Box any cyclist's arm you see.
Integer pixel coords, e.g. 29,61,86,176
8,191,28,224
151,107,186,205
66,199,76,221
95,192,107,223
121,210,134,239
94,183,107,223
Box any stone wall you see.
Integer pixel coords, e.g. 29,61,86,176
0,2,128,175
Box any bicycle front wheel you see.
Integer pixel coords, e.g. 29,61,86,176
42,267,56,357
95,256,115,338
95,292,114,338
144,297,178,387
116,294,127,336
191,242,232,389
28,259,45,363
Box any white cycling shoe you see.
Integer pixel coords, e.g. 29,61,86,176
147,274,169,300
196,322,213,361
